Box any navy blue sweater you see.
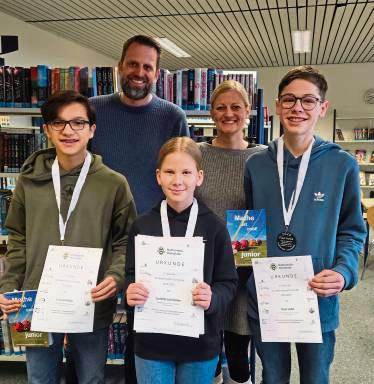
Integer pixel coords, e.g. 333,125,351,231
244,136,366,332
90,93,189,214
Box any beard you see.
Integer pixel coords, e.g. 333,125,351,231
121,76,153,100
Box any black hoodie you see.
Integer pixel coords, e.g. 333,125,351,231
124,199,238,362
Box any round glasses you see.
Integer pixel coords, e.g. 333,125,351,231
278,94,321,111
49,119,90,131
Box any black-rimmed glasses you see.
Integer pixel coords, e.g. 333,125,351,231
278,94,321,111
49,119,90,131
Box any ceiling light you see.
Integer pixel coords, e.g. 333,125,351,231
154,37,191,58
292,30,312,53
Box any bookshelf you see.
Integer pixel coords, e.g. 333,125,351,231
333,110,374,197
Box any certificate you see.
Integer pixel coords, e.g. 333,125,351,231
252,255,322,343
134,235,204,338
31,245,102,333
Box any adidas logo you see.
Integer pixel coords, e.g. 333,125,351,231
314,192,325,202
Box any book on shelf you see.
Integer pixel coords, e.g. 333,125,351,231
0,65,117,108
336,128,344,141
226,209,267,267
3,290,51,347
0,319,13,355
360,171,367,186
154,68,257,112
0,189,12,235
368,173,374,186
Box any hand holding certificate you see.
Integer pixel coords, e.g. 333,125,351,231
253,255,322,343
31,245,102,333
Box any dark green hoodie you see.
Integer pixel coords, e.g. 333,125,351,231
0,148,136,329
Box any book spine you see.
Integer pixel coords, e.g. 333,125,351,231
0,320,13,355
0,67,4,107
182,70,188,110
23,68,31,108
167,72,173,103
194,68,201,110
30,67,38,107
4,66,14,108
12,67,23,108
96,67,103,96
206,68,216,111
200,68,208,110
79,67,89,97
175,70,183,107
37,65,48,107
187,69,195,110
106,67,114,95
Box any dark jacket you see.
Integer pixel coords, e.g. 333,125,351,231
125,200,238,362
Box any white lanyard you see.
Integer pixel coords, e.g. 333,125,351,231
52,152,92,242
161,198,198,237
277,136,314,228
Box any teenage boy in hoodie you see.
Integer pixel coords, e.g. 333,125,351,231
0,90,136,384
244,66,366,384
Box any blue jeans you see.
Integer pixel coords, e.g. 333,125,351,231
26,328,108,384
135,355,219,384
250,321,335,384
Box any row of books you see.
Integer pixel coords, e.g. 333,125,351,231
0,65,257,112
0,132,48,173
359,171,374,186
0,66,118,108
156,68,257,111
0,177,16,191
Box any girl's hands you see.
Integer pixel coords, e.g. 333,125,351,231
192,282,212,310
126,283,149,306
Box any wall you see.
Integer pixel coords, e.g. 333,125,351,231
255,63,374,140
0,11,115,67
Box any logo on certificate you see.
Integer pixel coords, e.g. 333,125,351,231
158,247,165,255
270,263,277,271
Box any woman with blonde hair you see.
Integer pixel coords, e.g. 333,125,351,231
196,80,265,384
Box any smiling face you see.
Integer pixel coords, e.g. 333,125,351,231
276,79,329,140
156,152,204,213
211,89,250,139
44,102,95,168
118,42,160,105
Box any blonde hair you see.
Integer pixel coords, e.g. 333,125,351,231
158,137,202,170
210,80,250,108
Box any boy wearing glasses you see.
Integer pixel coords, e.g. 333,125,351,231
244,66,366,383
0,90,136,383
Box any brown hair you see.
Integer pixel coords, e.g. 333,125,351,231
119,35,161,69
210,80,250,109
158,137,202,170
278,65,328,101
41,90,96,125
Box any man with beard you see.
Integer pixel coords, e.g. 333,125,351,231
89,35,188,383
90,35,189,214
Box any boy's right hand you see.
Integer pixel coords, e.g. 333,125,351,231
0,294,21,318
126,283,149,307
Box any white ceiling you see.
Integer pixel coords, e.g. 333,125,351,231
0,0,373,70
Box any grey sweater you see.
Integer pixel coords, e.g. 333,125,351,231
195,142,265,335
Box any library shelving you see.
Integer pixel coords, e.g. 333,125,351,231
333,110,374,197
